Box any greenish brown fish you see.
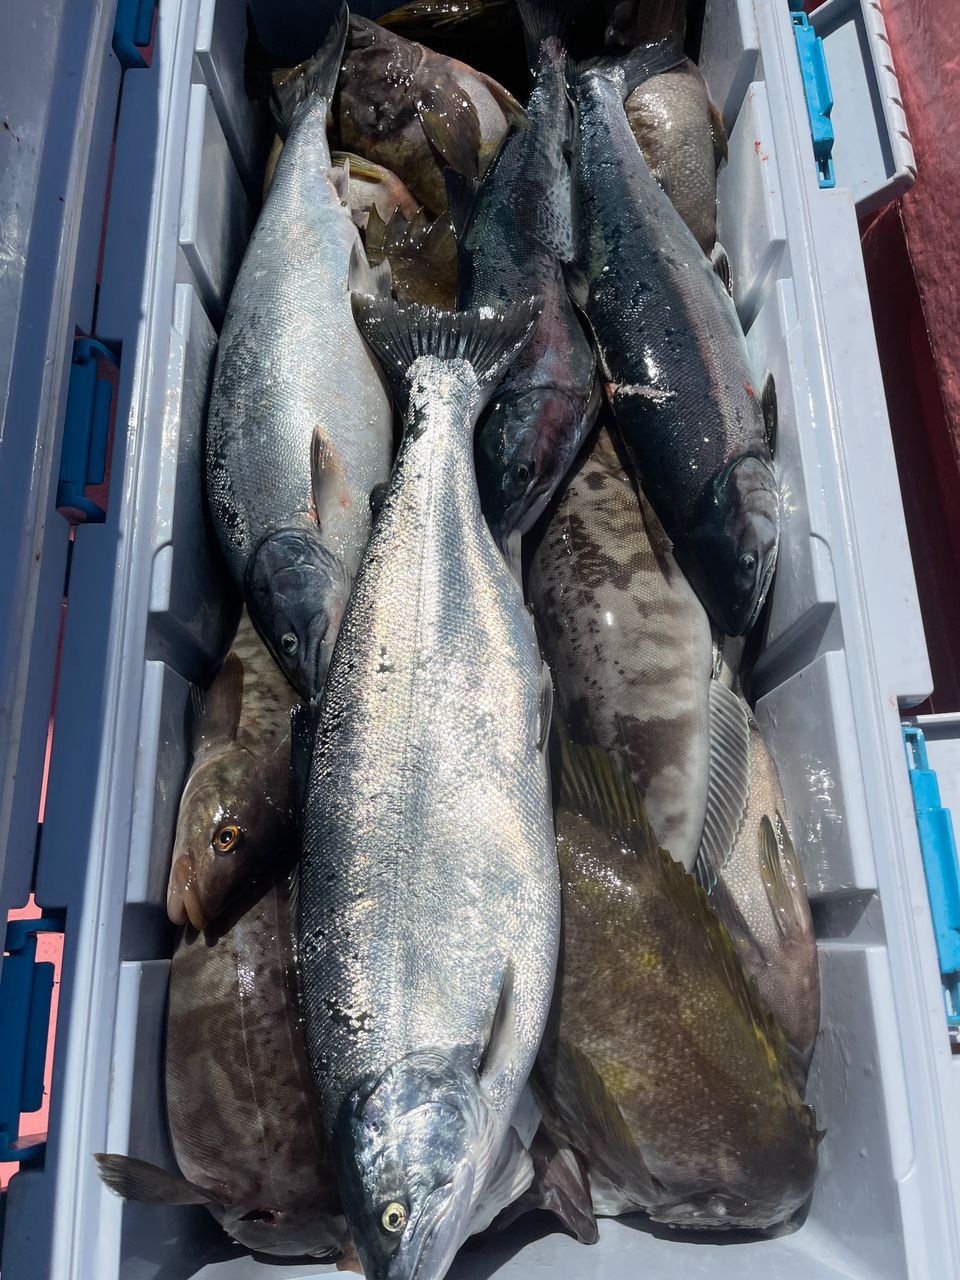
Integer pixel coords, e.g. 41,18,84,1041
96,869,347,1258
166,609,298,931
533,741,819,1234
528,422,742,875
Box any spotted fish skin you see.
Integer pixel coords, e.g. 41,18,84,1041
538,752,820,1232
166,873,346,1257
625,59,723,254
205,5,392,698
568,54,779,636
528,423,712,871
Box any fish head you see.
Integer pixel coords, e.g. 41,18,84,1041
166,747,293,929
335,1053,485,1280
477,387,584,555
678,452,780,635
245,528,350,699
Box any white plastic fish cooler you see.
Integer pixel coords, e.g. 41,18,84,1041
1,0,958,1276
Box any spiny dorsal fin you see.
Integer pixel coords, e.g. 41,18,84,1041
557,740,660,854
349,294,541,404
693,680,751,893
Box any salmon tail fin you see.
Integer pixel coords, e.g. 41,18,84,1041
516,0,581,65
94,1154,222,1206
350,295,542,408
573,36,685,100
270,2,348,137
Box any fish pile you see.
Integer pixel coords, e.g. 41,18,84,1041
96,0,822,1275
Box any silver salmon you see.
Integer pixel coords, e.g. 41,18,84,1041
297,296,559,1280
566,41,780,636
453,0,599,569
205,4,393,699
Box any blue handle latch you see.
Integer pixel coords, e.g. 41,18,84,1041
903,726,960,1044
0,914,65,1162
791,9,837,189
57,338,120,524
112,0,157,70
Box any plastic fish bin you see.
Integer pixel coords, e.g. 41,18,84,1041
0,0,958,1277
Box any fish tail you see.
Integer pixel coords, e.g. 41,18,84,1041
606,0,688,46
94,1153,221,1206
269,2,348,137
516,0,581,65
571,35,685,99
350,295,542,405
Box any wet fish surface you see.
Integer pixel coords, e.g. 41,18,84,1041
625,59,727,255
167,609,299,931
97,871,346,1258
337,14,524,216
566,45,780,635
297,296,559,1280
701,689,821,1086
533,742,819,1234
455,0,599,570
206,4,393,698
527,422,712,871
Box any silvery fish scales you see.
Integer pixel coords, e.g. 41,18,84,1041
205,5,392,698
298,298,559,1280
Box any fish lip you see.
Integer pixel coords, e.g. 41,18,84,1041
740,543,777,634
167,853,209,931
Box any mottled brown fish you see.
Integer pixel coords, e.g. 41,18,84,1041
96,869,347,1258
624,60,728,257
531,742,819,1234
166,609,298,931
336,14,524,216
528,422,736,874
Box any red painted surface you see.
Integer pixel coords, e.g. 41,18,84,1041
859,4,960,710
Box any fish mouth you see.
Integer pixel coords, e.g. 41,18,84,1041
385,1165,474,1280
740,544,777,634
166,854,208,931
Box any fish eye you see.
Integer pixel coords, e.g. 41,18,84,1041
739,550,758,576
280,632,299,656
213,823,242,854
380,1201,407,1234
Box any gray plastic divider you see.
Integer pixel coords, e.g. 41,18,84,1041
2,1,956,1279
